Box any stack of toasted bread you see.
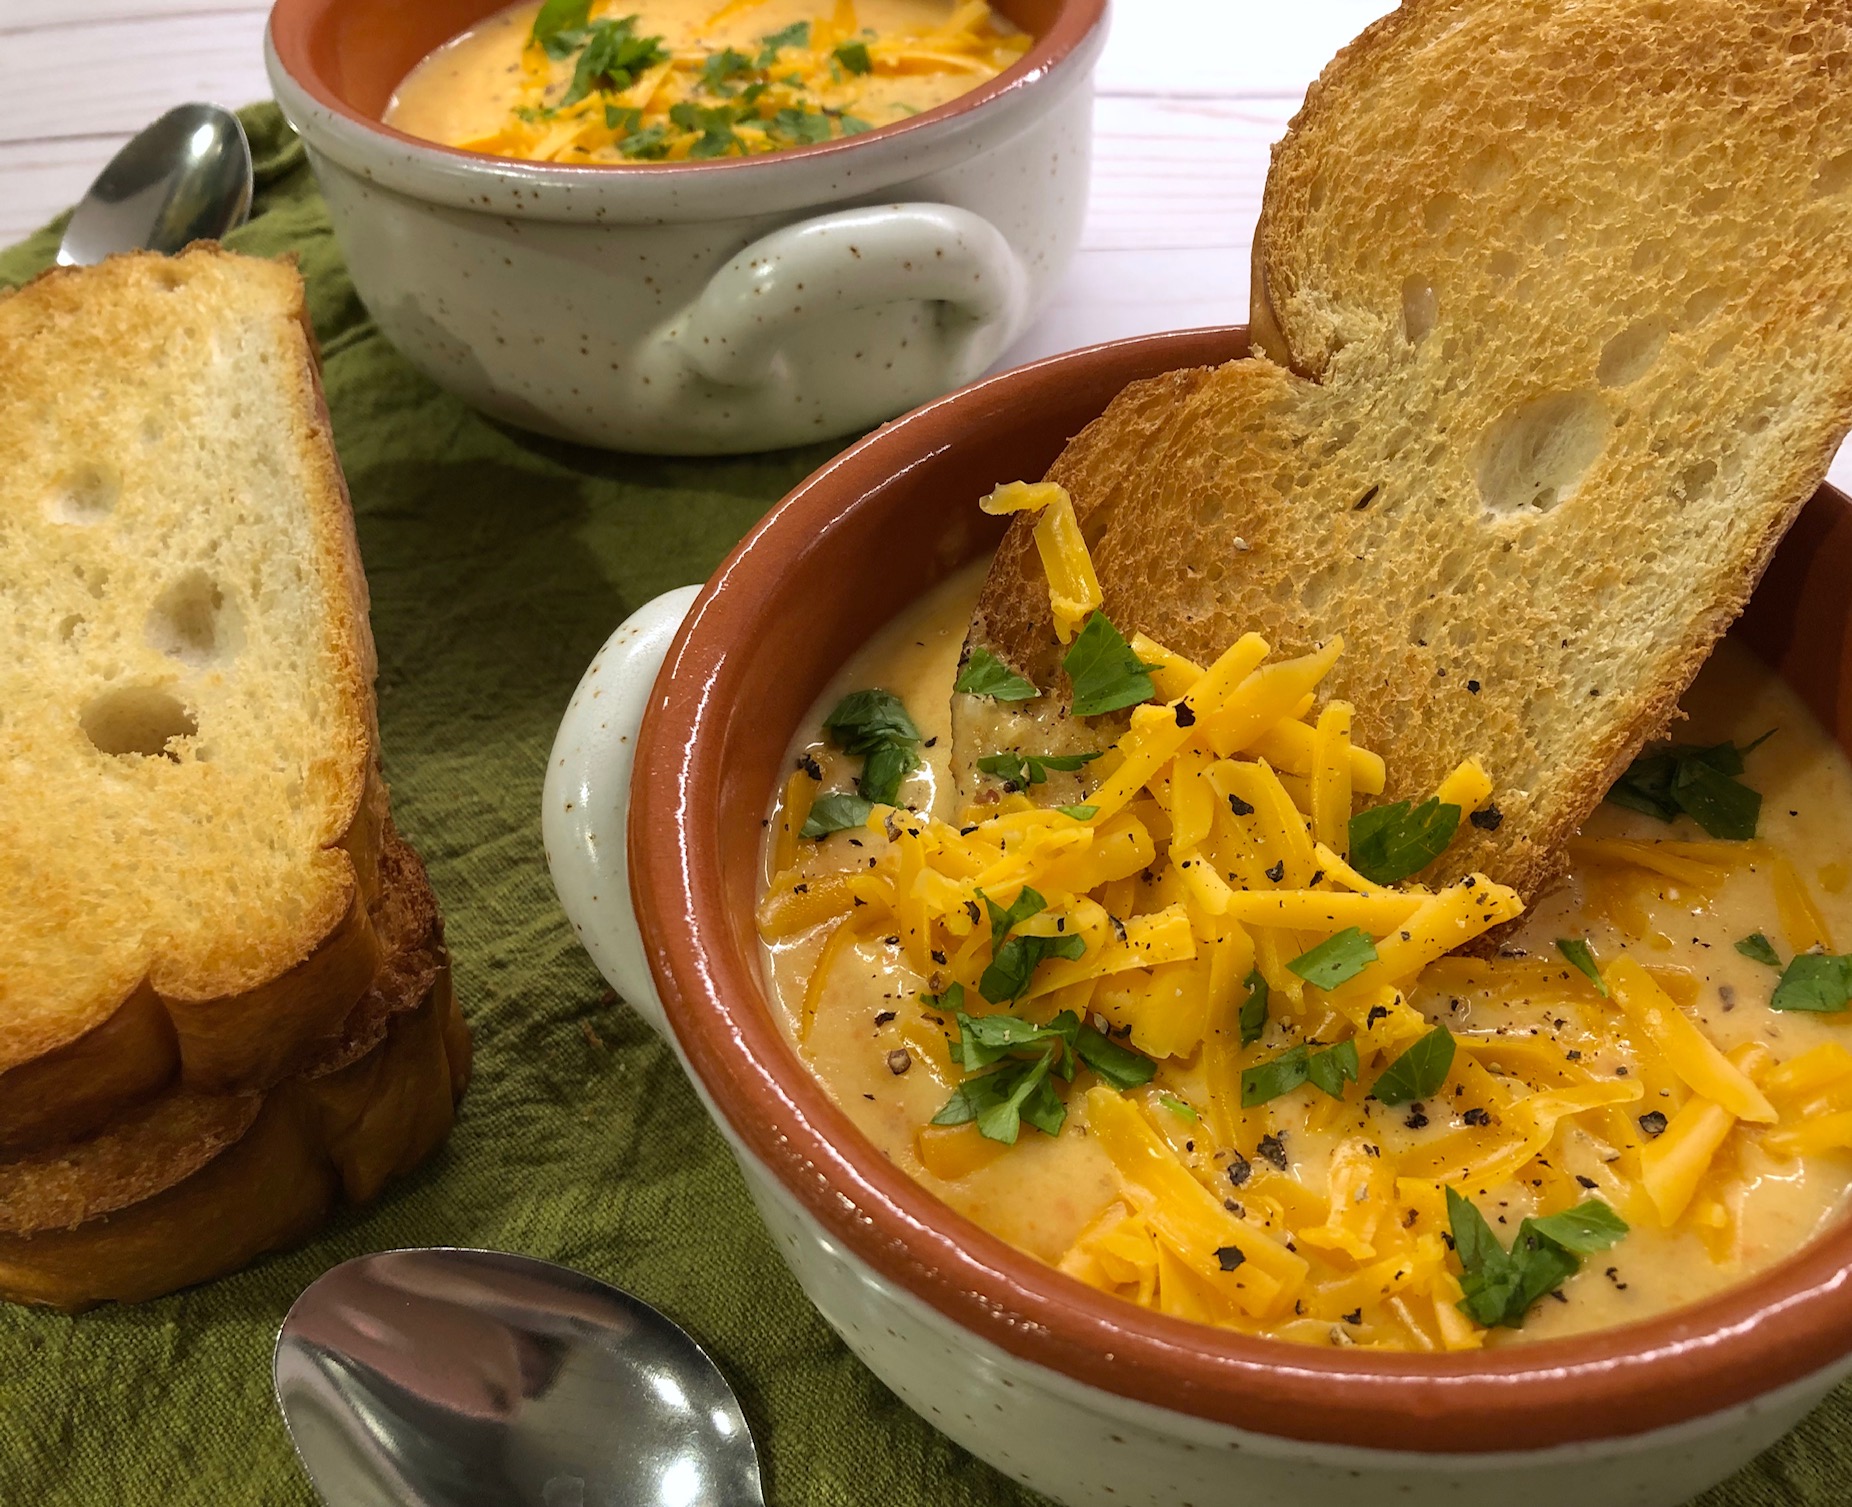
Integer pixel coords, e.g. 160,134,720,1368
0,249,468,1310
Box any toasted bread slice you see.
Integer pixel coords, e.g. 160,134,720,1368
963,0,1852,897
0,828,468,1310
0,248,384,1144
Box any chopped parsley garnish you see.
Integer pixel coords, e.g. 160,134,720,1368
1347,798,1462,884
1371,1024,1455,1105
1237,968,1269,1046
798,791,875,839
699,47,755,94
1736,932,1781,968
769,106,833,145
1286,927,1377,989
1159,1092,1198,1122
1447,1188,1628,1328
975,750,1101,790
1555,938,1609,996
1605,733,1772,840
838,114,875,135
560,16,669,106
1240,1039,1359,1107
1064,613,1158,717
833,39,873,73
977,887,1086,1003
822,688,921,805
1057,804,1099,821
954,648,1039,701
530,0,592,53
617,122,672,159
932,992,1155,1143
669,100,742,158
932,1050,1063,1144
1771,952,1852,1013
756,20,811,66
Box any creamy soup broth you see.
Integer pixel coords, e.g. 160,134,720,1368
759,560,1852,1349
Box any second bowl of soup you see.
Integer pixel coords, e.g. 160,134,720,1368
265,0,1104,454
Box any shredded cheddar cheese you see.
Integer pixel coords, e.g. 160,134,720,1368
758,480,1852,1351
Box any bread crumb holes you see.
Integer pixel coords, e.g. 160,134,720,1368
146,570,240,666
80,686,196,761
44,463,118,524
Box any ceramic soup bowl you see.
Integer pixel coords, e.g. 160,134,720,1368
544,327,1852,1507
264,0,1103,455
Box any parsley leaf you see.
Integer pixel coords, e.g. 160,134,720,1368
670,100,743,157
699,47,755,95
561,17,669,106
1771,952,1852,1013
1606,736,1770,839
838,114,874,135
834,39,873,73
984,887,1046,944
1306,1037,1362,1098
1073,1023,1156,1089
934,1004,1155,1142
1237,968,1269,1046
1371,1024,1455,1105
1240,1040,1358,1106
975,750,1101,790
756,20,810,66
769,106,833,145
617,122,672,160
1286,927,1377,989
799,792,874,839
932,1047,1064,1143
1447,1188,1628,1328
1736,932,1781,968
954,648,1039,701
1064,613,1158,717
1525,1201,1630,1253
1159,1092,1198,1121
980,932,1086,1003
1057,804,1099,821
822,688,921,805
977,887,1086,1002
1347,798,1462,884
1555,938,1609,996
530,0,592,51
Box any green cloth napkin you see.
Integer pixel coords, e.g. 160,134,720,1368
0,103,1845,1507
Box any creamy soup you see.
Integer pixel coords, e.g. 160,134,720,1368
386,0,1029,164
756,486,1852,1353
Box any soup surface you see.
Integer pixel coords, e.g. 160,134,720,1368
386,0,1029,164
757,500,1852,1352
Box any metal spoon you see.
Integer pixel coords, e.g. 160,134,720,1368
274,1248,765,1507
57,103,253,266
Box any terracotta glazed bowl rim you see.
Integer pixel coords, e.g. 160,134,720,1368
628,325,1852,1455
266,0,1106,182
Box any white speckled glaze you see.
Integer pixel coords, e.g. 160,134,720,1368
263,14,1101,454
545,587,1852,1507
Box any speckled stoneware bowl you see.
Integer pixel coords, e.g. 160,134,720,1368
545,327,1852,1506
264,0,1103,454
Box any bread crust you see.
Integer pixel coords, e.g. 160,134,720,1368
0,248,387,1125
964,0,1852,901
0,829,467,1310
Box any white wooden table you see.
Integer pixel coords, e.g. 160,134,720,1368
5,0,1850,489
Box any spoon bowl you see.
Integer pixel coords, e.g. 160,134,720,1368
58,103,253,267
275,1248,764,1507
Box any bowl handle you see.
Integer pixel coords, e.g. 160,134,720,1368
662,202,1027,392
543,585,701,1039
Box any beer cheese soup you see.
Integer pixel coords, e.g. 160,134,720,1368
756,481,1852,1352
385,0,1030,164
